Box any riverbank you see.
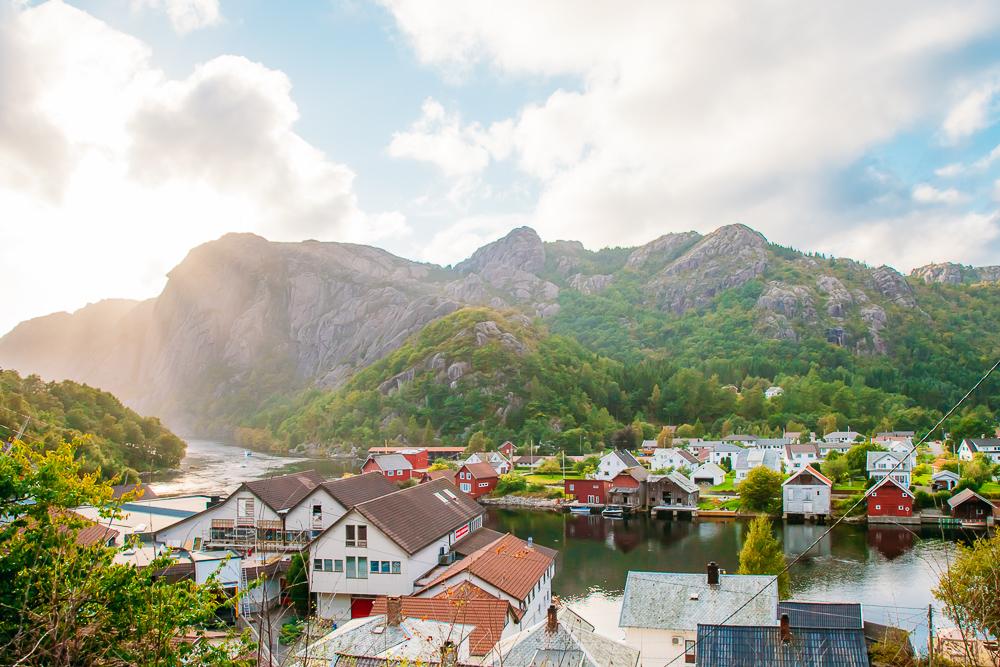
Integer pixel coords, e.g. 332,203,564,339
479,495,562,509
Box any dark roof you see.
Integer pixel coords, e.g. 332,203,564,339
777,601,863,629
452,527,505,557
244,470,325,512
695,624,869,666
320,473,397,509
462,462,499,479
111,483,158,500
514,455,547,464
352,478,484,554
614,449,642,467
947,487,995,509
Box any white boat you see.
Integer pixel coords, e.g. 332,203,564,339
569,506,593,515
602,506,625,518
243,450,252,457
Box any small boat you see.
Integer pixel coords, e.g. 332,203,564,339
243,450,253,457
569,506,593,515
602,506,625,518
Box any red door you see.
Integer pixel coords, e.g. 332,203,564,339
351,597,375,618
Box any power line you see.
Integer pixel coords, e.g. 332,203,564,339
664,355,1000,666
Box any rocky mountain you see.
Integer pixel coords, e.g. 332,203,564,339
3,223,999,439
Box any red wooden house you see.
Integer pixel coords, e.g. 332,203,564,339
361,454,415,482
397,448,429,471
564,479,611,504
867,476,915,518
456,462,498,499
498,441,517,459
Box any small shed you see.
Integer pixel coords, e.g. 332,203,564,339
947,488,996,525
931,470,959,491
690,462,726,486
608,467,649,508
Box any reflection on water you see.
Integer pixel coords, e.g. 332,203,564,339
486,509,962,651
148,439,357,496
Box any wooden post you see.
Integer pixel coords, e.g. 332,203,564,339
927,604,934,666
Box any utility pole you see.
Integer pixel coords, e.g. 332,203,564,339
927,604,934,666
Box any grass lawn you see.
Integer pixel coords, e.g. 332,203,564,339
833,481,866,492
711,474,736,492
912,474,932,487
524,473,565,486
980,481,1000,497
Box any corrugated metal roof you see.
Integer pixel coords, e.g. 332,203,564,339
619,571,778,631
695,624,869,666
777,601,862,629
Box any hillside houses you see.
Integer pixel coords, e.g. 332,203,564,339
957,438,1000,464
824,431,862,444
596,449,643,480
783,443,820,470
692,441,744,465
308,478,486,620
465,450,512,474
866,451,913,489
734,449,782,482
651,447,699,471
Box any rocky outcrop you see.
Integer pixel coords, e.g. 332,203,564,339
816,275,853,318
756,281,816,321
859,305,888,355
648,224,769,313
868,266,916,308
910,262,1000,285
568,273,614,295
625,231,701,270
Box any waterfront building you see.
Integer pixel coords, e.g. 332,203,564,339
361,453,416,481
947,488,996,526
595,449,643,480
867,476,915,523
456,462,499,498
564,478,611,504
607,467,649,509
781,466,832,519
646,472,699,510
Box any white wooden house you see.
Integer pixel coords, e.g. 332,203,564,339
595,449,643,480
308,478,485,621
866,451,913,489
734,449,782,482
783,443,821,470
689,462,726,486
958,438,1000,465
650,448,699,471
465,451,512,475
782,466,832,518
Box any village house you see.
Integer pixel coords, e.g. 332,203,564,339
647,472,699,512
764,385,784,399
931,469,960,491
369,445,467,461
595,449,643,480
414,532,557,628
513,455,549,470
490,604,640,667
456,462,499,498
867,476,916,524
154,471,396,553
689,462,726,486
782,466,831,520
608,467,649,509
783,443,821,470
876,431,915,442
75,493,215,546
361,453,416,481
723,434,760,445
734,449,782,482
692,441,744,466
750,437,791,451
465,450,512,474
866,451,913,489
824,430,863,444
957,438,1000,464
564,478,611,505
619,563,778,667
498,441,517,459
947,488,996,526
817,441,853,458
651,447,699,471
308,478,485,620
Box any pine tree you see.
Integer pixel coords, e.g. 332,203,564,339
738,515,790,598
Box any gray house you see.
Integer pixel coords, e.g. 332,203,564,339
782,466,832,519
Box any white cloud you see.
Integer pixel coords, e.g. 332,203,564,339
912,183,968,205
383,1,1000,258
132,0,221,34
934,163,966,178
0,1,401,335
993,179,1000,203
417,213,530,266
941,80,1000,144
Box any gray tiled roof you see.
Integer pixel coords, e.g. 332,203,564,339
491,607,639,667
369,454,413,471
695,624,869,666
614,449,642,467
865,451,912,472
777,601,862,629
619,572,778,631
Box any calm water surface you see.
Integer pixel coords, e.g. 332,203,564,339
157,441,963,653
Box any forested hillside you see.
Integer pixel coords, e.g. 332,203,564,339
0,369,185,477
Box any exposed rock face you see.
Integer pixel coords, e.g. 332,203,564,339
649,224,769,313
868,266,916,308
756,282,816,321
859,305,888,355
910,262,1000,285
816,275,853,318
625,231,701,270
568,273,614,295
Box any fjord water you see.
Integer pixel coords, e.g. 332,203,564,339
157,442,957,652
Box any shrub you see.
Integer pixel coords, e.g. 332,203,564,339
494,473,528,495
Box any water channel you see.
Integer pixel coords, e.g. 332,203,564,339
153,439,966,653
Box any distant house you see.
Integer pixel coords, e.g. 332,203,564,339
931,469,960,491
110,483,158,500
876,431,915,441
867,476,915,522
456,462,499,498
690,462,726,486
782,466,832,519
362,453,416,481
783,443,820,470
734,449,782,482
498,441,516,459
619,564,778,667
564,479,611,505
866,451,913,489
596,449,643,480
647,472,699,509
764,385,784,399
723,434,759,445
608,467,649,509
824,431,863,444
947,488,996,525
957,438,1000,464
368,445,466,460
693,441,744,466
640,439,659,455
395,448,430,471
465,451,511,475
753,438,792,451
783,431,803,442
817,441,852,458
514,455,549,470
651,447,699,471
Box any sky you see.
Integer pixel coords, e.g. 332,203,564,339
3,1,1000,335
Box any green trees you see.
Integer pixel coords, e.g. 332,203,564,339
536,457,562,474
465,430,491,454
934,532,1000,661
286,552,310,616
961,454,997,489
738,516,790,598
737,467,784,513
0,438,252,665
820,454,849,483
846,441,885,476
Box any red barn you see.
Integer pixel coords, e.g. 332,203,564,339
867,476,915,518
361,454,415,482
498,441,517,459
564,479,610,504
397,448,429,471
456,462,498,499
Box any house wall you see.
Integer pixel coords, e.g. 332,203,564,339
595,454,628,480
402,450,429,470
783,484,831,515
283,488,348,539
868,485,913,517
456,467,497,498
647,480,697,507
155,490,281,548
564,479,609,504
952,500,995,522
623,627,691,667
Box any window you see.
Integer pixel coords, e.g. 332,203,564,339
875,504,881,510
392,561,401,574
334,560,343,572
381,561,390,573
324,559,333,572
569,484,575,491
479,482,489,488
685,640,696,664
387,470,394,477
346,525,367,547
312,503,322,517
371,560,379,574
898,506,905,511
396,470,403,476
346,556,368,579
314,558,323,571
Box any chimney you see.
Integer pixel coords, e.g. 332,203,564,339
706,561,720,586
386,596,402,627
440,640,458,667
780,613,792,644
546,604,558,633
527,536,534,548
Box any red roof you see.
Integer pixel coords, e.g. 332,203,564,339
782,465,832,487
370,596,514,656
461,462,499,479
